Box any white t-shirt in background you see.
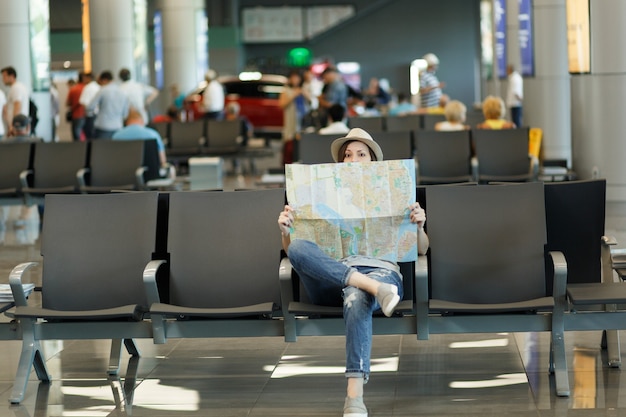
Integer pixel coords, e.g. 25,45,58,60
120,80,158,123
79,81,101,116
506,71,523,108
203,81,225,113
6,80,30,125
0,89,6,136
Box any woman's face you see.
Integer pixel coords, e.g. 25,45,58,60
343,141,373,163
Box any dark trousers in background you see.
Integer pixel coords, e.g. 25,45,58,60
83,115,96,139
510,106,523,128
204,111,223,121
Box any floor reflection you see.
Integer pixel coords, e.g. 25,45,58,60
0,205,40,246
572,347,597,409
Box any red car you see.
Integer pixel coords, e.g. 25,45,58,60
185,74,287,138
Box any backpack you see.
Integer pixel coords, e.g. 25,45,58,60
29,99,38,135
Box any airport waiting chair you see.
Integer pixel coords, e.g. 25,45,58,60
141,139,176,189
419,182,569,397
298,133,337,164
385,114,421,132
374,131,414,160
0,142,33,203
472,128,538,182
78,140,146,193
421,114,446,130
205,119,240,155
415,130,473,184
167,120,206,156
144,189,286,344
149,121,170,144
465,109,485,129
21,141,88,203
8,192,158,404
347,116,385,133
545,179,626,367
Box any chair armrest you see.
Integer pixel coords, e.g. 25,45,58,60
160,163,176,180
529,155,539,181
603,235,618,246
470,156,479,182
19,169,33,189
603,236,623,282
279,257,296,307
279,257,298,342
415,254,429,340
9,262,39,307
143,260,168,306
548,251,567,308
135,166,148,189
76,167,90,189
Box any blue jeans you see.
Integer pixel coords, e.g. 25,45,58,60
71,117,85,141
287,239,403,381
94,128,116,139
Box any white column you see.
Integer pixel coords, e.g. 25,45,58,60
0,0,54,142
88,0,134,76
154,0,206,106
524,0,571,164
0,1,32,91
571,0,626,201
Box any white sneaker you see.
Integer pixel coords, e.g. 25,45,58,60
376,283,400,317
343,396,368,417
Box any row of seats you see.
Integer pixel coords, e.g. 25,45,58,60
149,119,242,157
3,179,626,403
0,139,172,205
299,128,537,183
348,111,485,132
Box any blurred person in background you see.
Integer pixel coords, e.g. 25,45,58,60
66,72,86,141
419,53,445,109
0,88,6,139
79,72,99,138
435,100,469,131
319,66,348,112
280,70,306,165
8,114,38,141
319,103,349,135
418,93,449,115
86,70,129,139
201,69,224,120
1,66,30,136
113,108,167,166
119,68,159,125
506,64,523,128
363,77,391,111
224,101,253,147
388,92,416,116
476,95,515,129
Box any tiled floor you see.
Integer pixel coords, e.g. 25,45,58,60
2,167,626,416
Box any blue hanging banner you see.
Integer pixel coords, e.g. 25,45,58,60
153,10,164,90
519,0,534,76
495,0,507,79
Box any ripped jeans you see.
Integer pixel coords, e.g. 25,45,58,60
287,239,403,381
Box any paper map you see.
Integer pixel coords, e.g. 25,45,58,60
285,159,417,262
